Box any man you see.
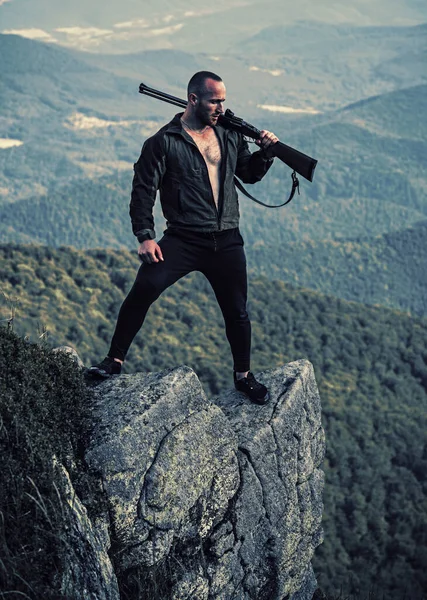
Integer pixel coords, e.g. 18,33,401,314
89,71,278,404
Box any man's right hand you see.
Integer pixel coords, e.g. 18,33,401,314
138,240,164,264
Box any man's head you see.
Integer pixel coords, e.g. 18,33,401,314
186,71,226,127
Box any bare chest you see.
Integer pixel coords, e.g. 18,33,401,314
187,128,222,167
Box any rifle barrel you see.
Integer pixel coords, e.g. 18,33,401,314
139,83,186,109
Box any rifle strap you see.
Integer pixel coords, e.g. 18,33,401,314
233,170,300,208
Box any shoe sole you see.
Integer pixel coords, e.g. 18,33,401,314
86,367,115,379
235,388,270,405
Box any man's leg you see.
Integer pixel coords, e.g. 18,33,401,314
201,230,251,374
201,229,269,404
89,232,197,376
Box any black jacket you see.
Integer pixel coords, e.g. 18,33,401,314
130,113,273,242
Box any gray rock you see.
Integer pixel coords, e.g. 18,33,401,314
81,359,324,600
54,458,119,599
53,345,85,368
85,366,240,573
171,572,210,600
290,564,318,600
210,359,324,599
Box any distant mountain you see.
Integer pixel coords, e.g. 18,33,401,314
240,83,427,244
0,174,135,248
1,0,426,54
0,33,146,118
335,83,427,141
228,22,427,112
246,220,427,317
376,33,427,87
0,34,166,200
230,21,427,57
75,48,204,89
0,31,98,76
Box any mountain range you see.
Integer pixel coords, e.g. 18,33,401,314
1,0,426,53
1,30,426,315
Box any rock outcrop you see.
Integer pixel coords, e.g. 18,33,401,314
63,359,325,599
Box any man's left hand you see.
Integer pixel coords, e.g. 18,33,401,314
255,130,279,158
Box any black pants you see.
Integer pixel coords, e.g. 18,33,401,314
108,227,251,372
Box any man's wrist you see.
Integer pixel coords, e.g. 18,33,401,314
137,229,156,243
260,151,274,162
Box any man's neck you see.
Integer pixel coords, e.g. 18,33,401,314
181,112,210,134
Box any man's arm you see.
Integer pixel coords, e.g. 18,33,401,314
129,133,166,242
234,130,278,184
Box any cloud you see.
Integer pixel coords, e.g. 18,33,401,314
113,14,177,30
257,104,321,114
113,18,150,30
53,26,114,48
55,26,113,37
183,9,220,17
249,66,284,77
2,28,58,43
147,23,184,37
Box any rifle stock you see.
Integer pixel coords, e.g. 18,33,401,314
272,141,317,182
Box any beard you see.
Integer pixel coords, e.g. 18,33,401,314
195,104,217,127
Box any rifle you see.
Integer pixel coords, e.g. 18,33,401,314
139,82,318,207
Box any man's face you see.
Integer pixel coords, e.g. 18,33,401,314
193,79,226,126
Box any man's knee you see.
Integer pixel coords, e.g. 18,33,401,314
128,275,164,305
223,308,250,323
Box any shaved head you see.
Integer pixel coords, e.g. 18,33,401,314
187,71,223,98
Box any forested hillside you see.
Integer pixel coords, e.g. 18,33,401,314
247,220,427,317
2,169,426,318
1,243,426,598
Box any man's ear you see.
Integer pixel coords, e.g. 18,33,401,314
189,92,198,106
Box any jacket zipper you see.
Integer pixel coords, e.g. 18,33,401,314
217,130,228,231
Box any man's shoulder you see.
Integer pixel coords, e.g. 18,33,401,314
144,114,183,146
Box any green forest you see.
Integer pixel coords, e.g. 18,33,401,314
2,168,427,319
1,243,426,598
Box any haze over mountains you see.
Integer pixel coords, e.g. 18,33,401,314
1,0,426,53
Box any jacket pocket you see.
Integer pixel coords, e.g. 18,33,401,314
160,176,182,216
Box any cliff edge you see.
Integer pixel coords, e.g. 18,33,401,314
60,359,325,599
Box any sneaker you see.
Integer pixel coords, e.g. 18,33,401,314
87,357,122,378
234,371,269,405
